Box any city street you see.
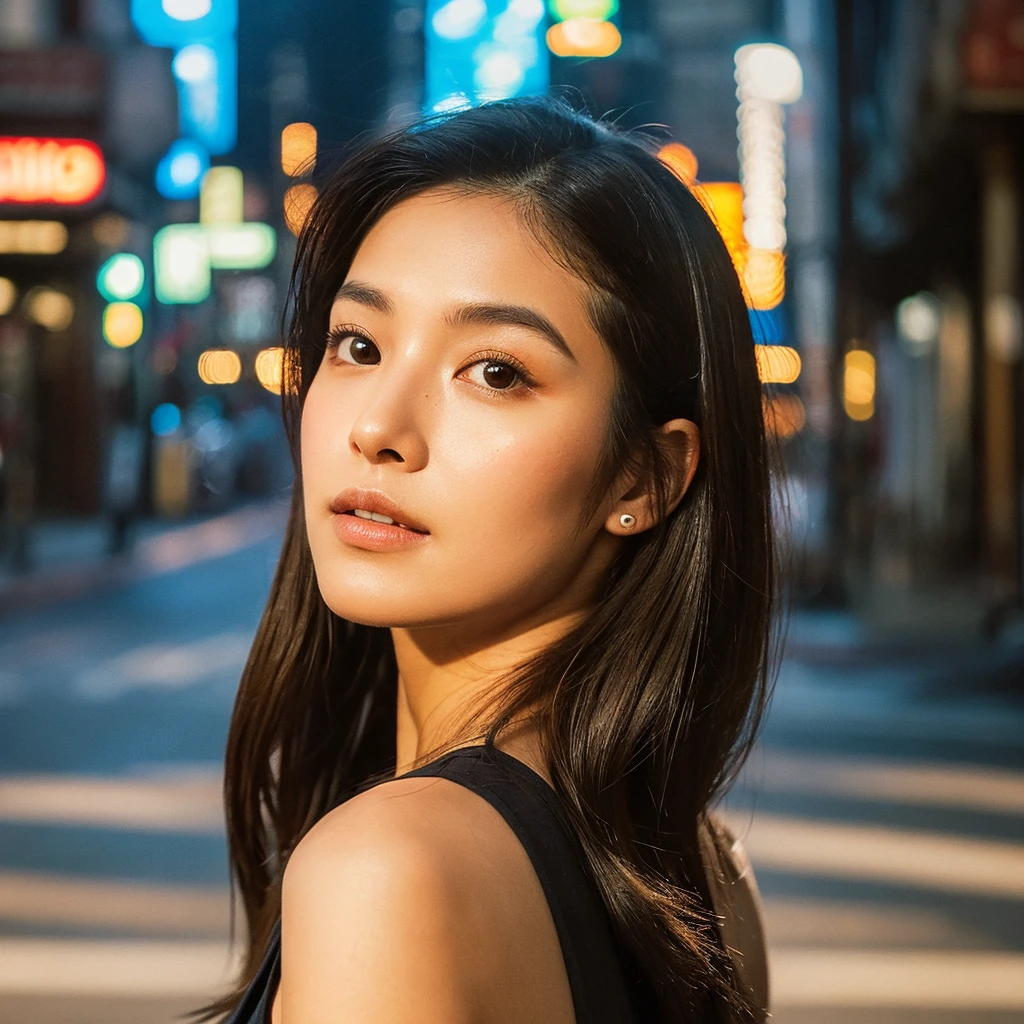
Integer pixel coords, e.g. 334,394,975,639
0,503,1021,1023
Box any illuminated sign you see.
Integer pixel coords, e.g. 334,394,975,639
154,224,211,303
0,137,105,204
199,165,243,225
207,223,275,269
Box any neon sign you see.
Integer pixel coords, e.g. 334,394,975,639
0,137,106,205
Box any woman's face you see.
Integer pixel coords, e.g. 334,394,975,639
301,188,622,636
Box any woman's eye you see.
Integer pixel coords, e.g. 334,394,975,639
465,359,523,391
329,332,380,366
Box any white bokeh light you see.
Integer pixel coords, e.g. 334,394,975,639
735,43,804,105
172,43,216,84
162,0,212,21
431,0,487,40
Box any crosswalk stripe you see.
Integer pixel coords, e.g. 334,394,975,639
770,949,1024,1009
0,939,239,997
725,812,1024,898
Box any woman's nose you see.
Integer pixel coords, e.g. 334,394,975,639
347,372,430,470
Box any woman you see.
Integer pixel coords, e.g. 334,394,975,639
207,95,777,1023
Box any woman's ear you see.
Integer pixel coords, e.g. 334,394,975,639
605,419,700,536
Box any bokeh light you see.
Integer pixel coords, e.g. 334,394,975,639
549,0,618,18
546,19,621,56
734,43,804,104
255,346,284,394
755,344,801,384
281,122,317,177
284,184,317,236
694,182,746,267
897,291,941,355
743,248,786,310
23,287,75,331
162,0,211,19
763,393,806,438
155,139,210,200
150,402,182,435
658,142,699,186
97,254,145,302
844,349,876,421
0,221,69,255
102,302,145,348
91,213,131,248
199,165,244,225
431,0,487,40
198,348,241,384
0,137,106,204
207,223,276,269
0,277,16,315
153,224,211,304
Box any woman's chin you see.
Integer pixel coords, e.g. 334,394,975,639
315,588,447,630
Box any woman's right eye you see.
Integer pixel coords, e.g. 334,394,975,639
327,330,381,366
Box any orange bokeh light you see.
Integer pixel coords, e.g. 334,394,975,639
763,394,806,438
0,137,106,205
284,184,317,236
658,143,699,186
546,19,622,57
694,182,746,267
755,344,802,384
743,247,786,310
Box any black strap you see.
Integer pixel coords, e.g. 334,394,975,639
401,743,643,1023
225,920,281,1024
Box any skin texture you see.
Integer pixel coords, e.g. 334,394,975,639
280,189,700,1023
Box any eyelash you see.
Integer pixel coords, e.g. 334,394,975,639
323,325,538,392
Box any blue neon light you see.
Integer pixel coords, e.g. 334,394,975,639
151,403,182,436
749,307,787,344
173,36,237,155
155,138,210,199
130,0,236,47
426,0,548,113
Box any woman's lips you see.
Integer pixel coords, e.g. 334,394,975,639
328,488,430,552
328,488,428,533
331,512,430,552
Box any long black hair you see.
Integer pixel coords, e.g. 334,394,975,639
207,95,777,1022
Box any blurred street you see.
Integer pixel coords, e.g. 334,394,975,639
0,503,1021,1023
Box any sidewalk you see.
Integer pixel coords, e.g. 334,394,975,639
0,500,289,616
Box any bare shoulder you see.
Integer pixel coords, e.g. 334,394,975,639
280,776,573,1024
285,774,521,902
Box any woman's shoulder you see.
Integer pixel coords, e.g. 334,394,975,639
286,772,533,892
279,774,575,1022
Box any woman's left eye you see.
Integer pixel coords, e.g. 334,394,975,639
462,359,530,392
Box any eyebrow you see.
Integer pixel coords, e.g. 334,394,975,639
333,279,576,361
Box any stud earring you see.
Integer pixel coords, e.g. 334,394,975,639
619,513,636,529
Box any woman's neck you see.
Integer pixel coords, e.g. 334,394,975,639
391,608,585,781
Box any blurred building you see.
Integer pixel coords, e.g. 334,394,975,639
829,0,1024,630
0,0,180,560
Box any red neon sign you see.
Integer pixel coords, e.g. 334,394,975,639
0,137,106,205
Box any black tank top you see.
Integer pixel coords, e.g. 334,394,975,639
225,742,657,1023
